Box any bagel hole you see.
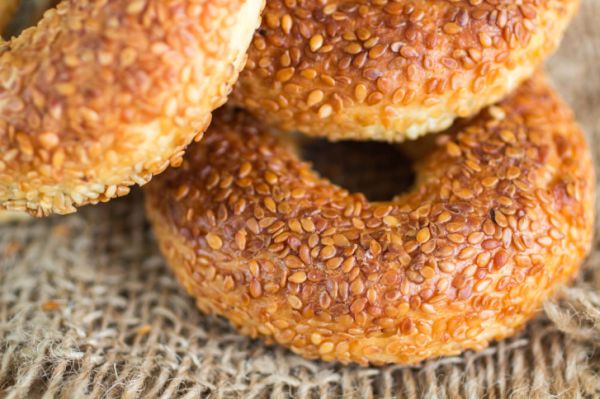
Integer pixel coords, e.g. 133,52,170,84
300,139,416,202
4,0,58,37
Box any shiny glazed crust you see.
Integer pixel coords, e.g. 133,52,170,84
232,0,579,141
0,0,264,216
146,75,595,365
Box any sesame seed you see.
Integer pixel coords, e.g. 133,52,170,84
206,233,223,250
307,90,325,107
443,22,462,35
416,227,431,244
289,271,307,284
309,34,324,52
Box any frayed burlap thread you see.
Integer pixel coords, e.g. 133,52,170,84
1,1,600,398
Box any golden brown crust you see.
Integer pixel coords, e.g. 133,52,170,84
0,0,19,35
146,75,595,365
232,0,579,141
0,0,264,216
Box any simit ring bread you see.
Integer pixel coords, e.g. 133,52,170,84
232,0,579,141
0,0,264,216
146,75,595,365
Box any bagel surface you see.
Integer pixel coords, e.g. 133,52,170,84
0,0,264,216
145,75,594,365
232,0,579,141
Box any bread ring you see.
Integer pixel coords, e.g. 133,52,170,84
0,0,19,35
0,0,264,216
146,75,594,365
232,0,579,141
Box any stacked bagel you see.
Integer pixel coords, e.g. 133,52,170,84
1,1,595,365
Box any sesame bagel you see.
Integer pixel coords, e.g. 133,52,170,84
0,0,264,216
232,0,579,141
146,75,595,365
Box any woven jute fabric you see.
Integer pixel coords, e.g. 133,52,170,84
2,2,600,398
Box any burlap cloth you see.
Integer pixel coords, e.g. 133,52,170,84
1,2,600,398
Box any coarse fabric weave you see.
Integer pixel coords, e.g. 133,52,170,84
1,1,600,398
